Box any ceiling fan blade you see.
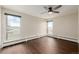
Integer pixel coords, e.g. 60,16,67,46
54,5,62,10
53,11,59,13
44,6,48,10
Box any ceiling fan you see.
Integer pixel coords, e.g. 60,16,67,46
41,5,62,14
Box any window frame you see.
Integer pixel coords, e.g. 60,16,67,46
5,13,21,41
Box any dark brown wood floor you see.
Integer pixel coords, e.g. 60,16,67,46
0,37,79,54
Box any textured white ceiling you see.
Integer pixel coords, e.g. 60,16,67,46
2,5,78,19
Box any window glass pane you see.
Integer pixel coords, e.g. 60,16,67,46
7,15,20,27
48,21,53,35
6,15,21,42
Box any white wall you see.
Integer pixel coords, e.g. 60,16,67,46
78,8,79,43
1,7,47,43
21,14,47,39
0,6,1,47
53,13,78,42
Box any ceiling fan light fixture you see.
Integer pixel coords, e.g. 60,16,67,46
48,11,52,14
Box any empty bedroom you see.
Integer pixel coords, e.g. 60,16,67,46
0,5,79,54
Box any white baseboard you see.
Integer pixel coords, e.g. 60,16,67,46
49,35,78,43
25,34,46,41
2,39,26,47
2,34,77,47
2,34,46,47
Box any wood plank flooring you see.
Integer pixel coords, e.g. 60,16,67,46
0,37,78,54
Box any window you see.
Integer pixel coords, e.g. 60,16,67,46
47,21,53,35
5,13,21,42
